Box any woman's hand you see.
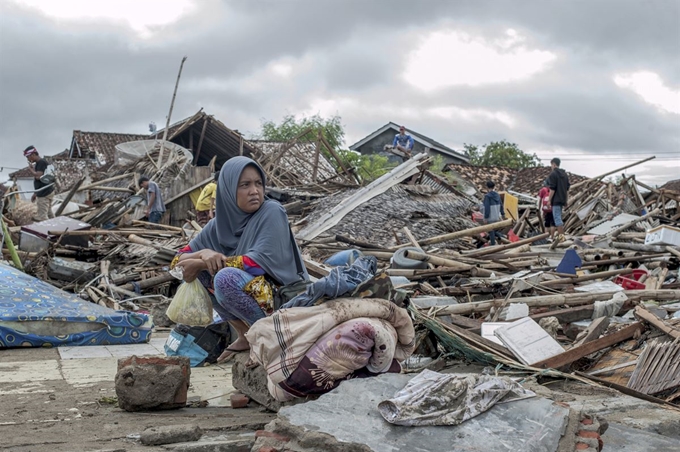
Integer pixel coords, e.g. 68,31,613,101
179,258,207,283
199,249,227,276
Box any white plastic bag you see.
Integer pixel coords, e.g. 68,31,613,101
166,279,213,326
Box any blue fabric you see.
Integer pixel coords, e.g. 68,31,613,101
324,249,363,267
282,256,377,309
0,264,153,348
552,205,564,226
164,329,208,367
556,249,582,275
392,133,414,150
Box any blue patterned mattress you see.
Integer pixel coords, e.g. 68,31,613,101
0,263,153,348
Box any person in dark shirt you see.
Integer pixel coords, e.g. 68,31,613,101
23,146,55,221
545,157,570,242
483,180,505,246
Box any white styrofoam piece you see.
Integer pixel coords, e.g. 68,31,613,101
574,281,625,293
587,213,640,235
494,317,565,365
500,303,529,321
644,225,680,246
481,322,507,345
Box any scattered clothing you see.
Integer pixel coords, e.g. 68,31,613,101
392,133,414,151
281,255,377,309
247,298,415,401
555,249,583,274
546,167,570,207
378,370,535,426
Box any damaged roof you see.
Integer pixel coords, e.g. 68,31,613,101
70,131,149,169
158,110,256,169
444,163,590,196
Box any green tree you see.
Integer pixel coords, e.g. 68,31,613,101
258,114,345,150
464,140,541,169
337,150,395,182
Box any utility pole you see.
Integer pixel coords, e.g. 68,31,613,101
157,56,188,168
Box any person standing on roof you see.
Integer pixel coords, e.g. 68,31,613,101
139,176,166,224
392,125,415,158
23,146,55,222
483,180,505,246
545,157,570,243
195,170,219,226
538,181,556,241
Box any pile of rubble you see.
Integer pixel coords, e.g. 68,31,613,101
2,139,679,450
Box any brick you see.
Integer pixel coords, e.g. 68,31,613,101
576,443,591,450
115,355,190,412
579,422,600,432
255,430,291,442
578,430,600,439
581,418,594,425
258,447,279,452
230,393,250,409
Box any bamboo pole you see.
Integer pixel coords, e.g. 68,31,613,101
390,218,513,250
463,233,549,257
428,290,680,316
158,56,188,168
542,267,634,286
1,215,23,270
403,250,473,271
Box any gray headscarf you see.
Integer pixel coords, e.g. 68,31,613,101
189,156,308,285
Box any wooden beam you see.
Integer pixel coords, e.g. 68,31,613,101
531,322,645,369
430,290,680,316
194,117,210,164
389,218,513,250
165,177,213,205
572,316,610,347
635,305,680,340
464,233,549,257
55,177,86,217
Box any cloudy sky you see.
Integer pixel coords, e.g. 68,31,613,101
1,0,678,187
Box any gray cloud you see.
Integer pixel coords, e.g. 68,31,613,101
0,0,678,186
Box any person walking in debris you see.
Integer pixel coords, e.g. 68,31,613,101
139,176,166,224
546,158,570,243
538,181,556,241
23,146,55,222
171,157,308,363
483,180,504,246
392,125,415,158
195,170,218,226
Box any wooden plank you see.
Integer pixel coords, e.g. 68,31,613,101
165,177,213,205
303,258,331,278
391,219,513,250
572,316,610,347
532,322,645,369
634,305,680,340
54,177,86,217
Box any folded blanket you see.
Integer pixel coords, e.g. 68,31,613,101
246,298,415,401
378,370,535,426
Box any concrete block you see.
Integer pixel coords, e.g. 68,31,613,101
253,373,571,452
231,353,281,412
115,355,190,412
160,433,255,452
140,425,203,446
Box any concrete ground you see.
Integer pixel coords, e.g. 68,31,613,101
2,338,679,452
0,334,275,452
